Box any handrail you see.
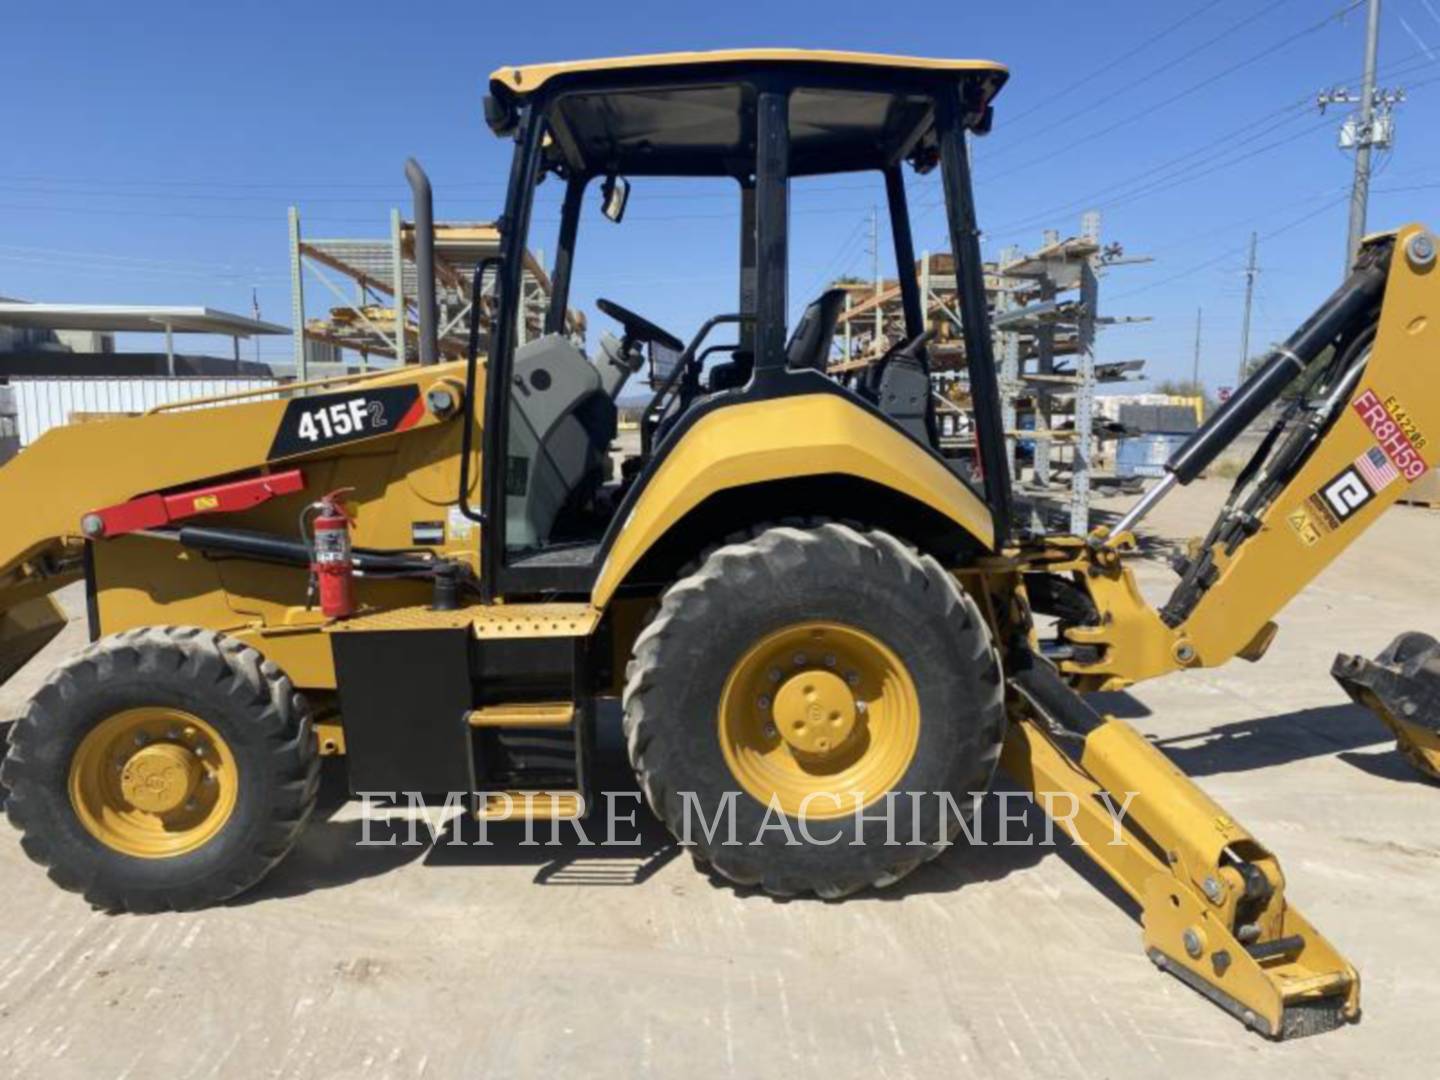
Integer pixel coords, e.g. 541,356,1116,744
145,365,401,414
456,256,502,525
642,312,753,455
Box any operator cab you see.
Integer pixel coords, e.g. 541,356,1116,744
479,51,1012,595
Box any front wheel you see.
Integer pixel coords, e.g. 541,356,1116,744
3,626,319,912
622,523,1004,898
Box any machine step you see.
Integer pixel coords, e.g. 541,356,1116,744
467,702,576,728
476,790,585,821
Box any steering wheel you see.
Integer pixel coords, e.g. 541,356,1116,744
596,298,685,353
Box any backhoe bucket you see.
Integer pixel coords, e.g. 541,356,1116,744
0,595,68,689
1333,632,1440,782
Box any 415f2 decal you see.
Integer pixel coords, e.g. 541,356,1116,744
268,385,423,460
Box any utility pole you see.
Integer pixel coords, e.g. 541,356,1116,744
1349,0,1382,271
1239,232,1258,384
1192,307,1203,391
871,205,882,347
1319,0,1404,273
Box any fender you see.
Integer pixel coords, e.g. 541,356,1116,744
591,393,995,608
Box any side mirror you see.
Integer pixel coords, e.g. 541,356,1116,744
600,174,630,223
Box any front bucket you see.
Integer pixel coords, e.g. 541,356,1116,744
1332,632,1440,782
0,595,68,689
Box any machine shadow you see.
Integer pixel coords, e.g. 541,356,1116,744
234,700,1402,908
820,773,1136,917
1337,748,1438,785
1146,702,1393,777
421,756,683,886
229,759,429,906
0,718,13,811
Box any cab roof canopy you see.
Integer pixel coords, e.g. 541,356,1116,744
486,49,1008,178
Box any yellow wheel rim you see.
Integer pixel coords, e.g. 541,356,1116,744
718,621,920,819
68,707,239,859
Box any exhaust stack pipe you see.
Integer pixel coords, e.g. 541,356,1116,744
404,157,439,366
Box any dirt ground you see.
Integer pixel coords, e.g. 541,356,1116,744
1,477,1436,1079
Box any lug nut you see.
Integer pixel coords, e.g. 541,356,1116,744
769,668,782,683
757,695,771,710
823,654,837,667
793,653,807,666
133,733,148,747
763,723,777,739
845,672,859,687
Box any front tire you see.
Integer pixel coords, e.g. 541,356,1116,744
623,523,1004,898
2,626,319,912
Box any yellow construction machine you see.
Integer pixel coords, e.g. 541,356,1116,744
1,49,1432,1039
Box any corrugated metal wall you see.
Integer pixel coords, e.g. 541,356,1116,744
7,377,281,447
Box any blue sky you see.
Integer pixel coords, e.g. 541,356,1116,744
5,0,1439,390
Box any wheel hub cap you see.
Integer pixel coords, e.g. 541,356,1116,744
773,669,856,757
119,743,200,814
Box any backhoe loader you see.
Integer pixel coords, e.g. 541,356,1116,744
0,49,1430,1040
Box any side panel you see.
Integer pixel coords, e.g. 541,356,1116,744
591,394,994,607
332,628,474,793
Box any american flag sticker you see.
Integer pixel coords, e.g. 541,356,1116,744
1354,445,1399,492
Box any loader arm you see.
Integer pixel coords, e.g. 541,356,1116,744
1060,226,1440,688
0,364,460,687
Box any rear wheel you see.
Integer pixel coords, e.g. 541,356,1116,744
2,626,319,912
623,523,1004,898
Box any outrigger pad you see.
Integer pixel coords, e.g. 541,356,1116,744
1333,631,1440,781
1149,949,1353,1039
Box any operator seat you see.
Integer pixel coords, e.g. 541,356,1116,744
704,287,848,394
505,334,619,551
786,288,848,371
655,289,850,450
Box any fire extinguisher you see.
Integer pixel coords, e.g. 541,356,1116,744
305,488,355,618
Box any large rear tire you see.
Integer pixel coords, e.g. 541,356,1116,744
2,626,319,912
623,523,1004,898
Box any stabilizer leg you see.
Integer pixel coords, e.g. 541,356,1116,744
1003,653,1360,1039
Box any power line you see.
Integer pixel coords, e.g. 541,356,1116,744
1109,189,1349,301
916,38,1438,250
1002,0,1234,128
985,106,1325,241
980,0,1363,186
993,0,1294,154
